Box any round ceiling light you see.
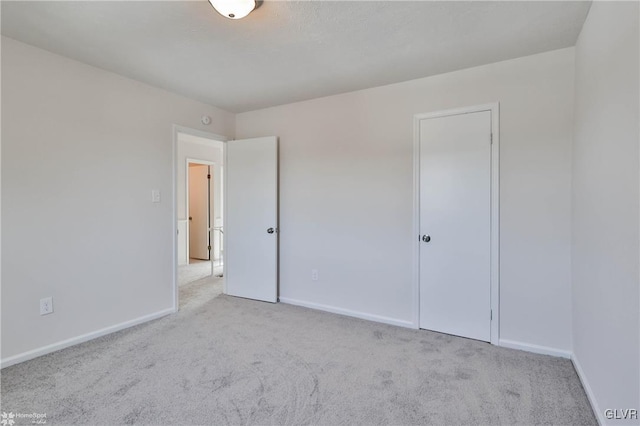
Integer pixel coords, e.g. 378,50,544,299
208,0,256,20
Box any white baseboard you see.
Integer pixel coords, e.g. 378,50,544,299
498,338,572,359
1,308,174,369
572,354,604,426
279,297,416,329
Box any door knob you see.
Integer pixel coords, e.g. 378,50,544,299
267,228,275,234
422,235,431,243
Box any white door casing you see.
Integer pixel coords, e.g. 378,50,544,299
225,136,278,303
177,220,188,265
414,104,499,343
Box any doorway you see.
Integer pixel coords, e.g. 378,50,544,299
413,104,499,344
185,160,221,287
172,127,280,312
188,162,212,262
175,130,226,311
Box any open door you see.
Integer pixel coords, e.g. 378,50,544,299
225,136,278,303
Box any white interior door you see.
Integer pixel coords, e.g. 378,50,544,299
225,136,278,303
419,110,492,342
189,164,210,260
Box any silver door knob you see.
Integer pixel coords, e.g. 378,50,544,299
422,235,431,243
267,228,275,234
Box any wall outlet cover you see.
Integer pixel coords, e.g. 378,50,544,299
40,297,53,315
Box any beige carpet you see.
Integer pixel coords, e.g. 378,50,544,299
1,280,596,425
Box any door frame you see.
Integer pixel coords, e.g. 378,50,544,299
185,158,216,262
172,125,228,313
412,103,500,345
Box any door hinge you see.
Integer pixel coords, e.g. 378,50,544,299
208,245,211,251
207,174,211,179
490,133,493,144
490,309,493,320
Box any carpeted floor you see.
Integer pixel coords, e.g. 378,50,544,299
1,276,596,425
178,259,220,287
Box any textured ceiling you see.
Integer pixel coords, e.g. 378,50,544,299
1,1,591,113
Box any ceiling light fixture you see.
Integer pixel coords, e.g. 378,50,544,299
208,0,255,20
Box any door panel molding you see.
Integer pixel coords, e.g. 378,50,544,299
412,103,500,345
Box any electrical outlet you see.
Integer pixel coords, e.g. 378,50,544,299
311,269,319,281
40,297,53,315
151,189,161,203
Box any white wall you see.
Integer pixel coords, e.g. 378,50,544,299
571,2,640,424
237,48,576,353
1,37,234,363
